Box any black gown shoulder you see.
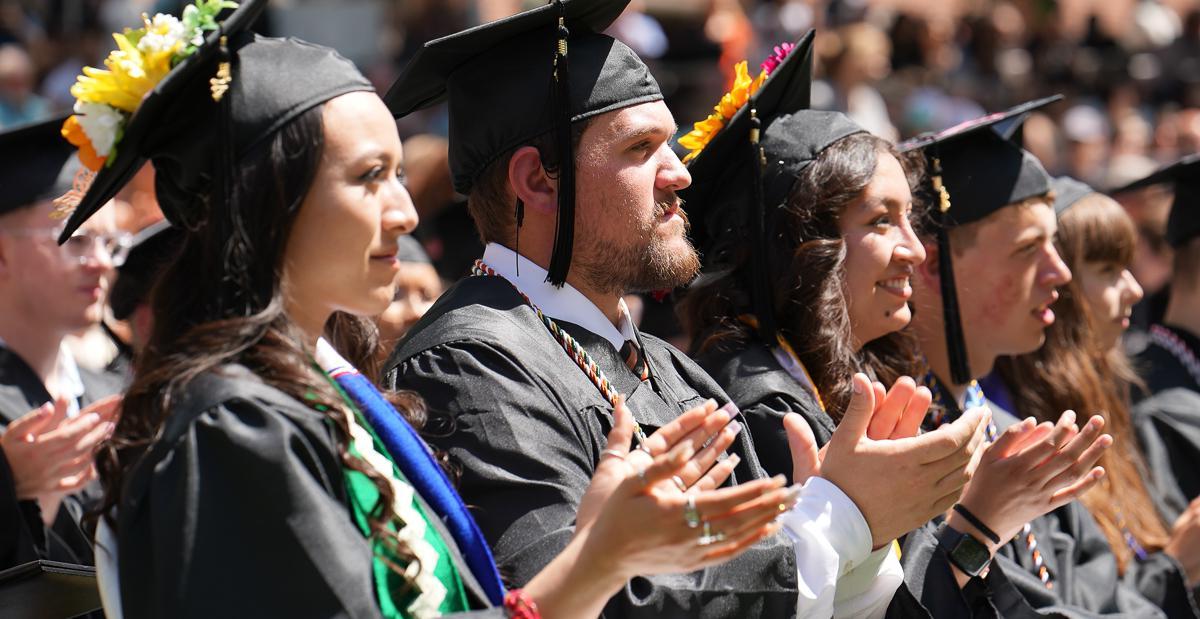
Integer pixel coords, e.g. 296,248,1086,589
112,365,385,618
385,276,802,617
697,343,835,482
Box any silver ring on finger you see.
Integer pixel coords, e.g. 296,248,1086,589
698,520,725,546
672,475,688,492
600,449,625,461
683,494,702,529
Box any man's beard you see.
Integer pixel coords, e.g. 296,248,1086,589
576,199,701,296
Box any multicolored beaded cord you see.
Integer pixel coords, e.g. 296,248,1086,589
472,259,649,448
924,374,1053,588
1149,325,1200,388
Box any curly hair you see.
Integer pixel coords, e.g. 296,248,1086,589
682,132,926,419
92,104,429,591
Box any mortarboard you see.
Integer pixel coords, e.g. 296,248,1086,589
680,32,866,345
1050,176,1096,216
109,220,182,320
384,0,661,286
0,116,75,216
898,95,1061,384
54,0,374,246
0,560,100,619
1110,153,1200,248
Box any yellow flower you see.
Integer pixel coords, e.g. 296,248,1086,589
679,61,767,163
70,30,181,113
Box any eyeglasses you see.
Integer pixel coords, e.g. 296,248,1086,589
0,227,134,266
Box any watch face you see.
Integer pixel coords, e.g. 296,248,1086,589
952,534,991,575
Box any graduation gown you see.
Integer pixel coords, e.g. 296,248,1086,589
384,275,802,617
106,364,502,618
954,399,1178,618
0,345,123,571
1132,387,1200,518
1130,324,1200,399
698,344,834,485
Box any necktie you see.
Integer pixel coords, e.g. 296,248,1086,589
619,339,650,381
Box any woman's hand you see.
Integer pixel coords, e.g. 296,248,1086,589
1162,497,1200,587
576,397,794,577
950,410,1110,550
787,373,990,549
576,397,743,532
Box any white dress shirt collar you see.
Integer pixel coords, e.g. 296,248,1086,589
481,243,637,351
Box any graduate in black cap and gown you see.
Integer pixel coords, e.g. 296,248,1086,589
675,33,1008,617
1115,155,1200,532
1119,155,1200,397
899,101,1169,617
381,2,993,616
984,175,1200,615
58,1,797,617
0,117,123,574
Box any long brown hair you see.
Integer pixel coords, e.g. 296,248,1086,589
995,192,1169,573
93,105,429,588
681,133,925,418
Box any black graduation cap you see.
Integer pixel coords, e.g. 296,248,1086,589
384,0,662,286
0,116,75,215
1111,153,1200,248
56,0,374,243
898,95,1060,384
0,560,100,619
110,220,183,320
681,32,865,345
1050,176,1095,216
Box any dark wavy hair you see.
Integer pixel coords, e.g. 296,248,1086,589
682,132,925,419
92,104,429,589
995,193,1168,574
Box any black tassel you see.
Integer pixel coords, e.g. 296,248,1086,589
748,107,777,346
210,32,245,314
515,198,524,276
931,156,971,384
545,0,574,287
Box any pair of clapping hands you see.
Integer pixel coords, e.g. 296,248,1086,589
0,395,120,523
572,373,1112,576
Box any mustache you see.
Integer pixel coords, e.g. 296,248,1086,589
655,196,688,224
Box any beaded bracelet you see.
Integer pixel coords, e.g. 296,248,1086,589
504,589,542,619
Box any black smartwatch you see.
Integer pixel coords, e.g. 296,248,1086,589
934,521,992,578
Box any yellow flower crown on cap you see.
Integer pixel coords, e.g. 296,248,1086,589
678,42,796,163
54,0,236,214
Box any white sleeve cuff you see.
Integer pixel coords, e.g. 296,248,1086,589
780,476,873,574
778,476,876,618
834,543,904,619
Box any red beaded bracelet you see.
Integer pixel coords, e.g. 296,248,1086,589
504,589,541,619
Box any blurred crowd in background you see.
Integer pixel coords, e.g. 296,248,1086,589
2,0,1197,353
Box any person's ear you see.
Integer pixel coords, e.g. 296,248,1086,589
915,240,940,291
508,146,556,215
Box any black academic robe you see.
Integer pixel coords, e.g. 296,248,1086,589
704,345,1176,617
384,276,802,617
1131,324,1200,399
1133,387,1200,518
0,345,124,572
110,365,502,618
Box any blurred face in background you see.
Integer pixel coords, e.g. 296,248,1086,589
376,259,442,346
